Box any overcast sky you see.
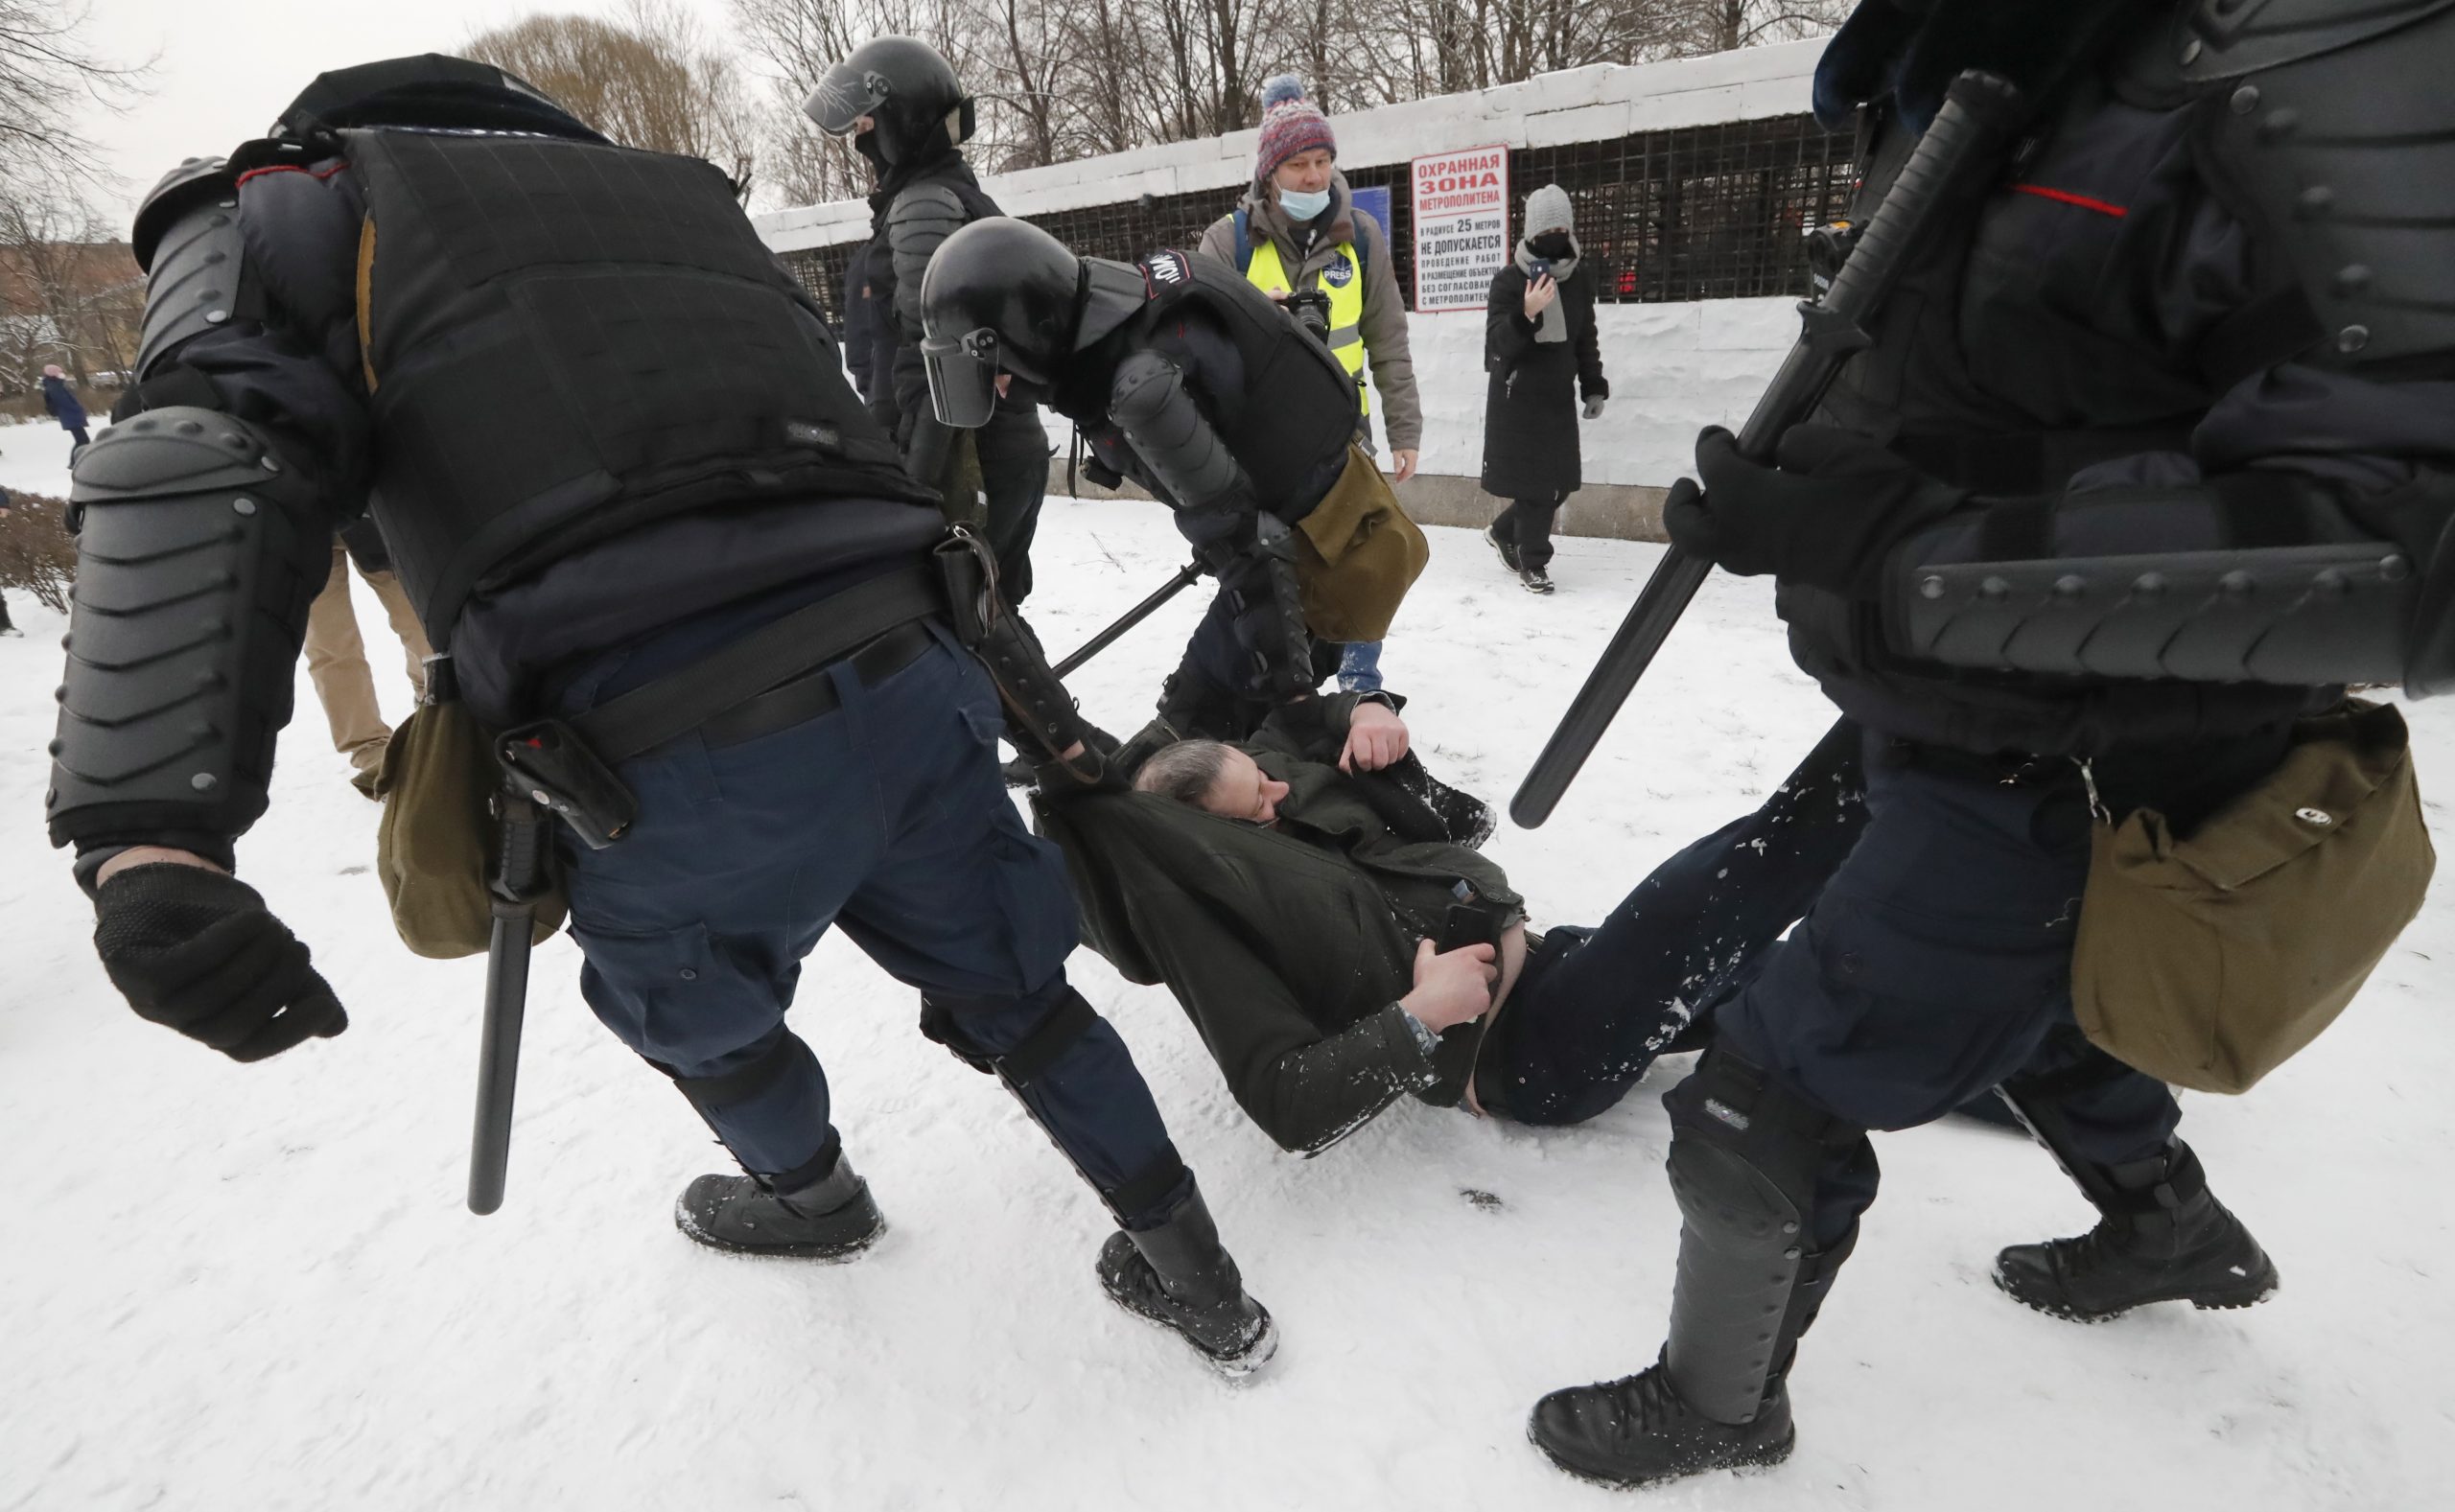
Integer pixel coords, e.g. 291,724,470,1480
77,0,737,224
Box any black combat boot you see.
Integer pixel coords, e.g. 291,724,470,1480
1530,1222,1854,1487
1531,1352,1795,1488
674,1153,885,1260
1096,1182,1276,1376
1532,1052,1857,1487
1994,1140,2278,1321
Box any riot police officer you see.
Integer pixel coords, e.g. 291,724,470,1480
52,56,1275,1376
808,36,1054,605
916,217,1361,743
1528,0,2455,1486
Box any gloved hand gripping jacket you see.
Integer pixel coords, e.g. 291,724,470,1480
48,407,334,869
934,529,1103,779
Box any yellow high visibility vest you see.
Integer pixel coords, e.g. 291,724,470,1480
1245,239,1369,417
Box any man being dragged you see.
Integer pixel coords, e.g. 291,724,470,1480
1034,698,1869,1152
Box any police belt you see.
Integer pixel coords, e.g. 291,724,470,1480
569,565,945,762
498,567,946,850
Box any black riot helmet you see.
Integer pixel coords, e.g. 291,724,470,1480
805,36,975,169
273,54,608,146
919,218,1092,429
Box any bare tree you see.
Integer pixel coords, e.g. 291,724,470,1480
466,2,761,196
724,0,1849,209
0,185,136,387
0,0,149,185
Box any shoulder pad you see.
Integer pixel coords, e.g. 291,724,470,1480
2181,0,2455,80
1076,257,1150,352
131,156,238,271
888,182,968,230
134,176,252,381
2199,1,2455,371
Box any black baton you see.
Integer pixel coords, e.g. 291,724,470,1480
1510,71,2030,828
467,790,549,1216
1054,562,1204,678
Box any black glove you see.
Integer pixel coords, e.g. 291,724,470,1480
1662,425,1966,595
93,863,347,1062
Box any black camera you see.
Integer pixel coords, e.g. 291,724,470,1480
1285,288,1333,342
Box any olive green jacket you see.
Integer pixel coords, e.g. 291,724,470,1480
1034,694,1514,1154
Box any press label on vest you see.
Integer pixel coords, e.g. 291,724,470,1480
1703,1098,1750,1132
784,421,840,450
1324,258,1355,288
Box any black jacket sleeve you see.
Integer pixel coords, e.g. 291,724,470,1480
1485,267,1534,376
1130,881,1435,1155
1574,270,1607,401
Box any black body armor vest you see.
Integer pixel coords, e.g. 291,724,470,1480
345,127,930,640
1776,5,2441,754
1113,251,1357,503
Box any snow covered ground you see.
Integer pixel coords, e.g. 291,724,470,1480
4,412,2453,1509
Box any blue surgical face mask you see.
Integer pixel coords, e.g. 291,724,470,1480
1277,185,1332,221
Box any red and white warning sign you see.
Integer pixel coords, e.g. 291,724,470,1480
1410,145,1511,313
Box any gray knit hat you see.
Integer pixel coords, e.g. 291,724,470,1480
1523,183,1575,237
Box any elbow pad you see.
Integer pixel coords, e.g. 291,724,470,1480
47,408,333,853
1108,349,1256,516
888,183,969,337
1890,541,2414,686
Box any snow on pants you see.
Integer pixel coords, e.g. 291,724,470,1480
557,616,1186,1223
1498,717,1869,1126
1704,728,2213,1247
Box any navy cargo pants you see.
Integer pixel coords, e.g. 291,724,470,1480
554,606,1188,1226
1699,726,2292,1246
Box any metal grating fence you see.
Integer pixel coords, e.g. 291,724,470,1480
780,111,1854,321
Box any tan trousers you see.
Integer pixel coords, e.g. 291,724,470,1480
303,539,433,774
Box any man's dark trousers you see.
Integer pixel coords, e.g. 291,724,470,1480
1497,718,1869,1126
556,611,1183,1220
1707,730,2205,1246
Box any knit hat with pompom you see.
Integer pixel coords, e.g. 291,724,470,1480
1254,75,1336,184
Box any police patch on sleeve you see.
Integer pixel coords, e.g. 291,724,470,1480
1143,250,1192,287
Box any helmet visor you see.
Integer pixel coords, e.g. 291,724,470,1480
923,328,1002,429
805,63,887,135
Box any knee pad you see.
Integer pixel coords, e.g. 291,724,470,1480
664,1027,823,1118
918,986,1095,1084
1662,1048,1862,1421
920,986,1189,1226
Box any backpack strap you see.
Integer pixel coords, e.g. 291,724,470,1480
1232,208,1254,274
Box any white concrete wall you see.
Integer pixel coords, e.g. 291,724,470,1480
755,41,1823,253
763,44,1825,493
1375,296,1796,487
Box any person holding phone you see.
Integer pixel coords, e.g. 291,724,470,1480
1481,184,1608,593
